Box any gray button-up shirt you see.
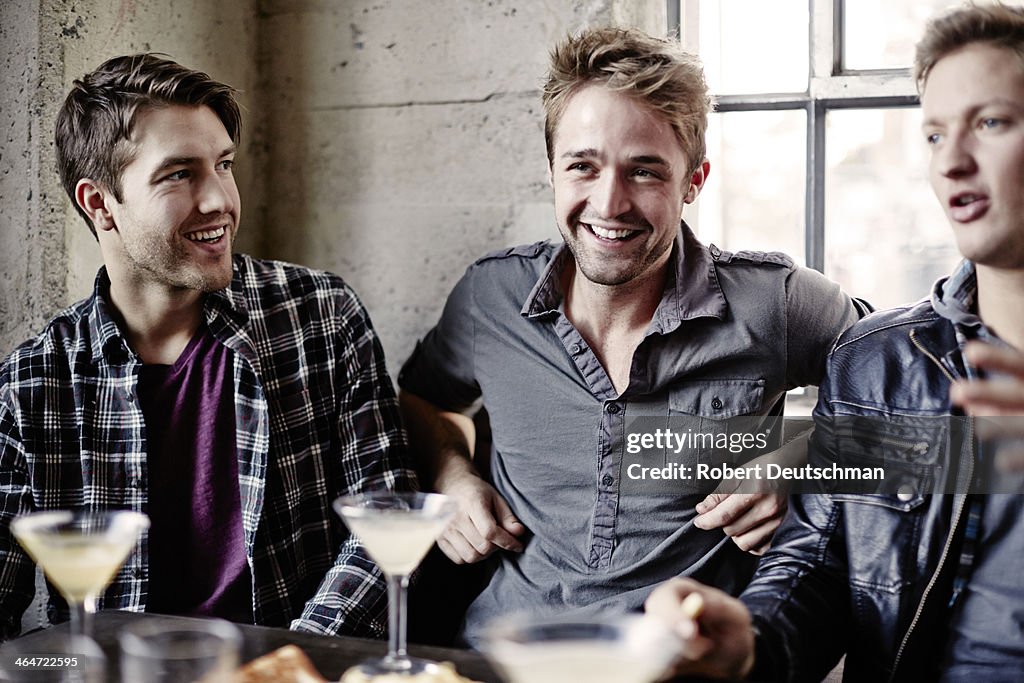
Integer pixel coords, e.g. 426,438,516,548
399,224,863,646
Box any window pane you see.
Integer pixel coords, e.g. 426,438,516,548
824,108,960,310
843,1,961,71
690,1,808,95
692,110,806,264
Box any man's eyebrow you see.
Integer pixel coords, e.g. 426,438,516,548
561,148,600,160
558,149,670,167
149,146,237,180
923,97,1024,128
630,154,670,167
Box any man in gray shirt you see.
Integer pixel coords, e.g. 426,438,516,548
398,27,865,647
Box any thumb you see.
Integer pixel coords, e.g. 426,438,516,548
492,493,525,535
696,491,727,515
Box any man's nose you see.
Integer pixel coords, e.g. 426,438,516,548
196,171,235,215
938,133,978,179
590,171,631,218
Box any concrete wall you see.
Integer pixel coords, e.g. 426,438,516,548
1,0,665,373
0,0,65,355
0,0,261,354
257,0,665,374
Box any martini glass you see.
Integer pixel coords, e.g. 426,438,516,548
481,612,683,683
11,510,149,639
334,491,456,677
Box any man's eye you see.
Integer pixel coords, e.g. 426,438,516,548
925,132,941,145
218,159,235,171
980,117,1004,130
568,162,594,173
633,168,659,179
164,170,189,181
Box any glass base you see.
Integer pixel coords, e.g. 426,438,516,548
347,656,446,677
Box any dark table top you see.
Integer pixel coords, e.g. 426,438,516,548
12,611,501,682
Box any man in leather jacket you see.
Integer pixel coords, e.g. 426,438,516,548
644,4,1024,681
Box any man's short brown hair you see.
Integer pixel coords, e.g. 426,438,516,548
542,27,711,174
55,53,241,236
915,2,1024,92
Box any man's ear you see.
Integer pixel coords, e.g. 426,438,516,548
683,158,711,205
75,179,116,232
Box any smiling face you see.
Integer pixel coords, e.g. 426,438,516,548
922,43,1024,271
549,84,706,288
90,104,240,295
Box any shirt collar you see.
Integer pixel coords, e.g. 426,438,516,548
932,259,982,330
87,257,250,364
931,259,1007,379
87,267,131,364
520,221,728,331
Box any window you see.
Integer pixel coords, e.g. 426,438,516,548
674,0,962,311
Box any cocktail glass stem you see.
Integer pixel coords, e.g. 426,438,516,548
384,572,410,665
68,599,89,639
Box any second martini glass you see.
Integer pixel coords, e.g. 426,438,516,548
334,491,456,677
11,509,149,640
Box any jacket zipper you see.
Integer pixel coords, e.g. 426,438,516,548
888,332,974,680
844,427,930,457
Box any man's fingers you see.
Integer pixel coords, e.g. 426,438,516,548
964,341,1024,375
720,495,785,537
491,493,528,541
995,446,1024,473
438,534,481,565
973,415,1024,440
953,381,1024,414
466,507,524,553
695,479,741,515
725,520,776,555
694,492,757,530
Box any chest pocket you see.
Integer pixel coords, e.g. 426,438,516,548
827,415,950,495
627,379,767,495
668,379,765,418
667,378,767,465
830,492,930,592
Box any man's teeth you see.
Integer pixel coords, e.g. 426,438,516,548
589,224,635,240
954,195,979,206
186,227,226,242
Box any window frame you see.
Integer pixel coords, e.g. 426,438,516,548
672,0,920,272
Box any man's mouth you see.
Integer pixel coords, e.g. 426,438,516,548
948,193,990,222
581,222,642,242
185,226,227,243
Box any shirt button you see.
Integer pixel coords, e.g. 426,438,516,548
897,487,915,502
129,477,140,488
569,343,582,355
602,474,614,487
605,403,621,415
711,397,724,410
131,568,145,579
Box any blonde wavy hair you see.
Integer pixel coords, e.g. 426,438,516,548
542,27,712,174
915,2,1024,91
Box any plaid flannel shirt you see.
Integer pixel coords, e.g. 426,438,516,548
0,254,416,639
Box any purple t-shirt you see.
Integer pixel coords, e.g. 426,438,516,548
138,325,252,623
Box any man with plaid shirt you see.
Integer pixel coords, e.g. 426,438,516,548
0,54,415,639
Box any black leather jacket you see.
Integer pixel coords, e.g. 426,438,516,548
741,294,975,683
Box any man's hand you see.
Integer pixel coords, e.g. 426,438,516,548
693,427,813,553
693,490,784,555
951,341,1024,472
436,472,526,564
644,578,756,680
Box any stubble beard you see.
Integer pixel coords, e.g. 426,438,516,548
124,228,235,293
560,219,671,288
